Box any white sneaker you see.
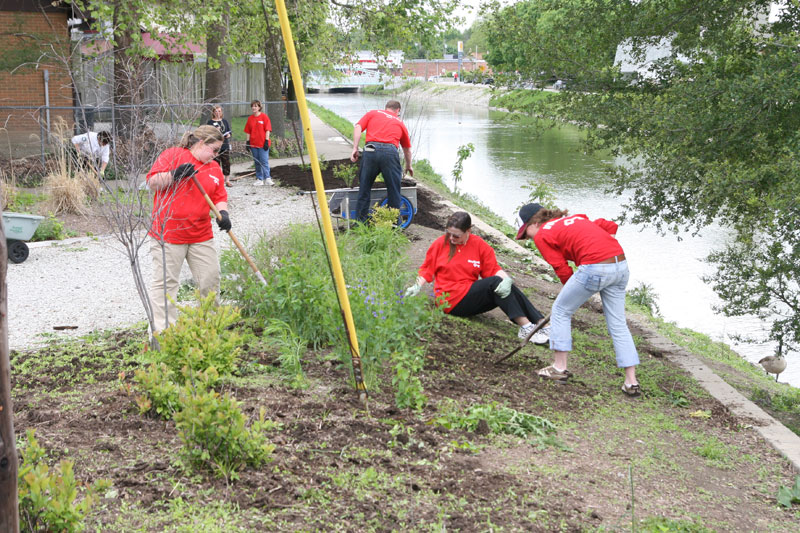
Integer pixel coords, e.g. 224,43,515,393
518,323,550,345
253,180,265,186
265,178,275,186
531,325,550,346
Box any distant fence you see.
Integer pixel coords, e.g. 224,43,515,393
0,100,301,163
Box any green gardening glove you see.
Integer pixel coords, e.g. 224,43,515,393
494,277,513,299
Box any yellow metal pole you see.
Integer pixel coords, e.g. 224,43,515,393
274,0,367,403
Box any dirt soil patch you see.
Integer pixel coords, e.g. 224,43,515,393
8,165,800,531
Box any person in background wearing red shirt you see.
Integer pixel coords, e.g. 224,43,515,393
350,100,413,222
405,211,550,345
147,125,231,333
516,203,641,396
244,99,272,186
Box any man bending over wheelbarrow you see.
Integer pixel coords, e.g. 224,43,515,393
350,100,414,223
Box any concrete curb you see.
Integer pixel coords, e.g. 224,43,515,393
420,181,800,472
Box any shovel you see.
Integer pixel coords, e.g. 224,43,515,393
189,174,268,286
494,314,550,365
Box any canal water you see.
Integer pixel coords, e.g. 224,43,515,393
309,92,798,387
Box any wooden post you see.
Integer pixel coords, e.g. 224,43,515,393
0,218,20,532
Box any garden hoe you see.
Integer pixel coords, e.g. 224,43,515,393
494,313,550,365
189,174,268,286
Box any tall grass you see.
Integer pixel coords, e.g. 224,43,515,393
221,224,443,396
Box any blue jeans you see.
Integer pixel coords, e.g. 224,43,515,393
550,260,639,368
356,143,402,222
250,146,270,181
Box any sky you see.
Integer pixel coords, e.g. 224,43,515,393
454,0,483,30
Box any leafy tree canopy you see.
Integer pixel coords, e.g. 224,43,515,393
485,0,800,351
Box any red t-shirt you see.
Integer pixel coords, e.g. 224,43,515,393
418,234,501,312
533,214,623,284
244,113,271,147
356,109,411,149
147,147,227,244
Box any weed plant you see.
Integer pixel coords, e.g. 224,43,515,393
17,429,111,533
434,399,557,441
332,162,358,188
261,319,309,388
31,213,74,241
221,224,443,401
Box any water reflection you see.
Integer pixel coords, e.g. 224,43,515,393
309,92,796,387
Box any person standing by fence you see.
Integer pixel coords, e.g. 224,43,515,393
244,100,272,186
206,105,232,187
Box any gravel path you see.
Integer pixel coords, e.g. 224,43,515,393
8,113,354,351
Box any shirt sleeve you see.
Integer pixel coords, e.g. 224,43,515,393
355,111,370,131
593,218,618,235
535,234,573,284
264,115,272,132
244,117,252,135
223,120,232,138
417,238,441,283
71,134,85,145
100,145,110,164
146,148,183,180
398,123,411,149
478,238,501,278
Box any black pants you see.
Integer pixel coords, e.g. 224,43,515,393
449,276,545,324
214,150,230,176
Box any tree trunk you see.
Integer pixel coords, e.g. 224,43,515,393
112,3,141,140
0,218,19,533
204,13,231,121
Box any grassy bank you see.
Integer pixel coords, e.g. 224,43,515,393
310,99,800,437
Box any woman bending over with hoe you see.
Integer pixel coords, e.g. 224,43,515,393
405,211,550,345
146,125,232,333
515,203,641,396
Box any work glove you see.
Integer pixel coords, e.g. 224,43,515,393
494,277,513,299
172,163,197,183
404,284,421,298
216,210,231,232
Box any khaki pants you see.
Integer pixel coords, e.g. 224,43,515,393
149,238,220,332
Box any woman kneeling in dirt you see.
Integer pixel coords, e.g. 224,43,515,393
405,211,550,345
515,203,641,396
146,125,231,333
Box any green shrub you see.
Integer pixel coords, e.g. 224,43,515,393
369,205,400,229
174,388,277,480
133,363,181,418
332,162,358,188
151,291,244,382
627,282,661,316
392,347,426,410
17,429,111,533
221,223,443,403
31,213,74,241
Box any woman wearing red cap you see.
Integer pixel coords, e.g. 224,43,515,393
406,211,549,344
516,203,640,396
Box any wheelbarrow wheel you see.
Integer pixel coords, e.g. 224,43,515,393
8,239,29,263
379,196,414,229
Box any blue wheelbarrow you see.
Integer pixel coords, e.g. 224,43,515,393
2,212,44,263
326,185,418,229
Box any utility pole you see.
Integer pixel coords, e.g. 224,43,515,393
0,218,19,532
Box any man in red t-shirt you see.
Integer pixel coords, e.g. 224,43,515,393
350,100,413,222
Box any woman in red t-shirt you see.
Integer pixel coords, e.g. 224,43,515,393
516,203,640,396
146,125,231,333
244,99,272,186
405,211,549,345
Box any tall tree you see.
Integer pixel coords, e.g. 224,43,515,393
0,224,19,532
485,0,800,351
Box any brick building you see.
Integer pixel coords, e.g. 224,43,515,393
0,0,73,156
401,57,490,80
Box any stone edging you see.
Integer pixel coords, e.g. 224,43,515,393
416,181,800,472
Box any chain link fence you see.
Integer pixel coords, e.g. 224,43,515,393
0,100,303,172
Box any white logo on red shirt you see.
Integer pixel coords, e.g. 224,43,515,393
211,175,220,185
468,260,481,268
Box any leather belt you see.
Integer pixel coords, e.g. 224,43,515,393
598,254,626,264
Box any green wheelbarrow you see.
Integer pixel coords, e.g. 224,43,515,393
2,212,44,263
